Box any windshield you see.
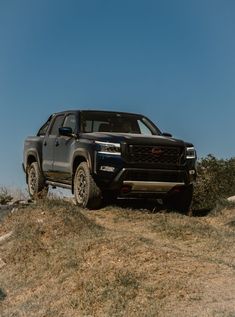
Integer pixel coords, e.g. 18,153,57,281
81,112,161,135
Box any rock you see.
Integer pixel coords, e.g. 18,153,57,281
227,196,235,202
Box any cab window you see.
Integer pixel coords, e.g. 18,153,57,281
137,120,153,135
50,115,64,136
63,114,77,133
38,121,50,136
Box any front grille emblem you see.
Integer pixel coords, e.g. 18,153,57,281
151,147,164,156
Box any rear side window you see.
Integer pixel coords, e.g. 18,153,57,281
50,115,64,136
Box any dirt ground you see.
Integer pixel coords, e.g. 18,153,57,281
0,199,235,316
87,205,235,317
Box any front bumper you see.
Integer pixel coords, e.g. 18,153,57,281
122,180,185,194
96,166,196,196
95,151,196,196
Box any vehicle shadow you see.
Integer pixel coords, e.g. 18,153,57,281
113,198,212,217
115,198,164,213
192,208,211,217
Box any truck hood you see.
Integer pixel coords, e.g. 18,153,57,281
80,132,193,147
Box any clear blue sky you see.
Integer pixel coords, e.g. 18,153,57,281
1,0,235,188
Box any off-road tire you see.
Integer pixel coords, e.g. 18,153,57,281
74,162,102,209
28,162,48,199
165,184,193,215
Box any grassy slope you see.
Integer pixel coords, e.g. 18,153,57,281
0,200,235,317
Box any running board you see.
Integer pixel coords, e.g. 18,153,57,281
46,181,72,190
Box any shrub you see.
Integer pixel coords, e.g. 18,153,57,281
0,187,13,205
192,155,235,210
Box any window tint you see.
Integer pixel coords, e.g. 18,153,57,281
50,115,64,136
84,120,111,132
83,120,92,132
81,112,160,135
83,117,140,134
63,114,76,133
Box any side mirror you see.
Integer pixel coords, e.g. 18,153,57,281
162,132,172,138
59,127,73,137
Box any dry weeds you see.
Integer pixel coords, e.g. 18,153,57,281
0,199,235,317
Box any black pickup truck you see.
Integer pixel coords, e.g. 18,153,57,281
23,110,196,212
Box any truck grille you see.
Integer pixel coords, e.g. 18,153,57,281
127,145,184,166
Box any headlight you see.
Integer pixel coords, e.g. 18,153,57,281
186,147,196,159
95,141,121,155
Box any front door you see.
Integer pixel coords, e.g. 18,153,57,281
53,113,78,184
42,114,65,180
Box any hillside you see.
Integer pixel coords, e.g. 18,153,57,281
0,199,235,317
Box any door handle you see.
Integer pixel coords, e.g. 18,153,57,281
55,140,59,147
43,141,47,146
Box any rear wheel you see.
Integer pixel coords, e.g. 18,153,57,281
28,162,48,199
74,162,102,209
165,185,193,215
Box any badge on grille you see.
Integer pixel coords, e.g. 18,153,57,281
151,147,164,156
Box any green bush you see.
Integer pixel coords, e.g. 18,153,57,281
192,155,235,210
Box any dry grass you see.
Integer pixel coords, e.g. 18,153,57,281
0,199,235,317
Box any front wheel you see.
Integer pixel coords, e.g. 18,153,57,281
28,162,48,199
74,162,102,209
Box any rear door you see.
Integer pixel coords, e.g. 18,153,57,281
42,114,65,179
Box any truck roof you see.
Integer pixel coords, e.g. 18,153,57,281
53,109,144,117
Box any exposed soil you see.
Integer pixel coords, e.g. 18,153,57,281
0,199,235,316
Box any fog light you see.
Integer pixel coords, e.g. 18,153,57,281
100,166,115,172
189,170,195,175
